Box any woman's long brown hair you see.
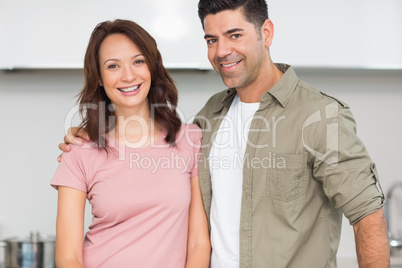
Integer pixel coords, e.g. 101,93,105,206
77,19,181,150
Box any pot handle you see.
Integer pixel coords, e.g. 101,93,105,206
30,231,40,242
0,241,5,268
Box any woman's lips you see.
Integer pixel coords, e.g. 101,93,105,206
117,84,140,93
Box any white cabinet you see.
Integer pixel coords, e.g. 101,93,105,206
1,0,401,70
0,0,209,69
269,0,402,69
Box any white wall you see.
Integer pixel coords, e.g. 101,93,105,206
0,0,208,69
2,0,402,69
1,68,402,263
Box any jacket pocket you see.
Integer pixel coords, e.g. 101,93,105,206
266,153,308,201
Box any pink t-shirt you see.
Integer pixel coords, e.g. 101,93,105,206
51,124,202,267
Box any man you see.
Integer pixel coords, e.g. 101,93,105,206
60,0,390,267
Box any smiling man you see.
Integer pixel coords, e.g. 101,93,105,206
194,0,390,267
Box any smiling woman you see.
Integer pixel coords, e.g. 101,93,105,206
98,34,152,120
77,20,181,149
49,19,210,268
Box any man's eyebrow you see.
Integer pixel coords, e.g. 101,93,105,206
204,28,245,40
225,28,244,35
204,34,215,40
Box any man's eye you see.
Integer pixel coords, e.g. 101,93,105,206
231,34,241,39
207,39,216,45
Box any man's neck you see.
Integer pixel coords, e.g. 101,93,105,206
236,63,283,103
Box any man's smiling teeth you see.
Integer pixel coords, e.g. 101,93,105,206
222,61,239,68
118,85,139,92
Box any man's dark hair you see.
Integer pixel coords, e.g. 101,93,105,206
198,0,268,29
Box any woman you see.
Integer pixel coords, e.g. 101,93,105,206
51,19,210,267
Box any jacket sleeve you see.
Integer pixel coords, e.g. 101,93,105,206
310,105,384,225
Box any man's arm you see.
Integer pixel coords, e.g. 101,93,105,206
57,127,89,162
353,208,390,268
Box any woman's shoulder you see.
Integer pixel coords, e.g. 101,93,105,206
65,140,107,159
70,140,98,150
179,123,202,138
174,124,202,148
181,123,201,132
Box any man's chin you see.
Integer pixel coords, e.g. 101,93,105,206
221,76,239,89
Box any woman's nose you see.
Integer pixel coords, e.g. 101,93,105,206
121,66,135,82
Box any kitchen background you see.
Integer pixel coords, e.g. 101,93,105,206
1,0,402,266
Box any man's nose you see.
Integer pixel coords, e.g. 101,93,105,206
215,39,232,59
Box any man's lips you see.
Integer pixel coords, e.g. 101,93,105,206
221,61,241,68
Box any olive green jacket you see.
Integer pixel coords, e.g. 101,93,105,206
194,64,384,268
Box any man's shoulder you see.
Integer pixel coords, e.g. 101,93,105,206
193,88,229,129
205,88,229,106
196,89,228,116
295,80,350,109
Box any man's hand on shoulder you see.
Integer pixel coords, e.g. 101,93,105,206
57,127,90,162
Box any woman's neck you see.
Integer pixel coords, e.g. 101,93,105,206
109,118,161,148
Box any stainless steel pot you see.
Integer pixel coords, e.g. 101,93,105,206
1,231,55,268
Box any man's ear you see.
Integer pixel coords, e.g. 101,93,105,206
261,19,274,48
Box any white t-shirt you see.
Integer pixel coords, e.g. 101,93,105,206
209,95,260,267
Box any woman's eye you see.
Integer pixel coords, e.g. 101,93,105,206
134,60,145,65
107,64,117,69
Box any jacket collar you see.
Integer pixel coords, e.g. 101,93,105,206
212,63,299,114
265,63,299,108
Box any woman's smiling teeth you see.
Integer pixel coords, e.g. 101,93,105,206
118,85,140,93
